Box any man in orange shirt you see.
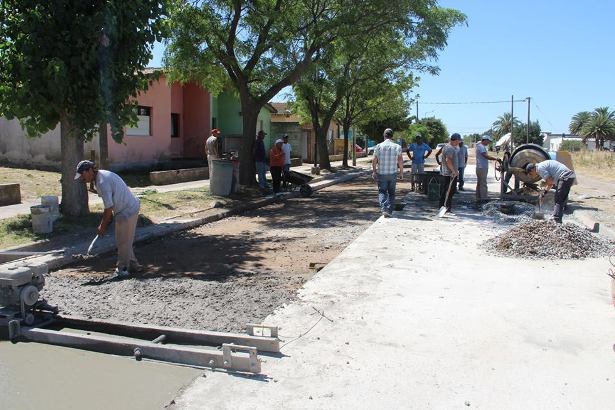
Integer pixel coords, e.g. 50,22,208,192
269,139,285,196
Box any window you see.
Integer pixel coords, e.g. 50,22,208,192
171,113,180,138
126,106,151,136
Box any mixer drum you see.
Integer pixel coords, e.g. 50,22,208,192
508,144,550,184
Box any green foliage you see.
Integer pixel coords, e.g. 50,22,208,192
0,0,167,142
463,133,481,145
513,120,543,146
560,140,584,152
492,112,521,139
420,117,449,146
568,107,615,150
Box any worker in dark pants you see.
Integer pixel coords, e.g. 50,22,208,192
438,133,461,212
525,160,576,223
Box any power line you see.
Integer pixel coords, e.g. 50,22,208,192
420,99,527,105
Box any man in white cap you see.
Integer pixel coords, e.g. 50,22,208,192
475,135,500,201
74,160,141,277
269,138,285,196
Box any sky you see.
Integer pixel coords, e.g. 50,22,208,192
150,1,615,136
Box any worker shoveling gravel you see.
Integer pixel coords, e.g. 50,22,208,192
485,220,615,259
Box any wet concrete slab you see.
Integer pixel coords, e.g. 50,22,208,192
0,340,201,410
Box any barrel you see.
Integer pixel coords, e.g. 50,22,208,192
30,205,53,234
210,160,234,196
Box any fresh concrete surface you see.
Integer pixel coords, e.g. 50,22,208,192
0,341,201,410
173,175,615,409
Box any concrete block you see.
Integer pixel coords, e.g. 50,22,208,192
149,167,209,185
290,157,302,167
0,183,21,206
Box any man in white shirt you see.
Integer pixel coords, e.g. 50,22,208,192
206,128,221,181
281,134,292,190
75,160,141,277
475,135,500,201
372,128,404,217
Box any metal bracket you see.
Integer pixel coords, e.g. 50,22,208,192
246,323,278,338
222,343,260,374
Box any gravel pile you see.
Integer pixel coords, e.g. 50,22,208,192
482,200,536,223
485,220,615,259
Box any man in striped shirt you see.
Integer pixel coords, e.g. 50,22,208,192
372,128,404,217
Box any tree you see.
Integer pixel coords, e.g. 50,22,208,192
420,117,449,147
569,111,591,135
492,112,521,139
0,0,166,216
166,0,465,183
513,120,542,146
580,107,615,150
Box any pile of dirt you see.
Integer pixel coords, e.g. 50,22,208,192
484,220,614,259
482,200,535,223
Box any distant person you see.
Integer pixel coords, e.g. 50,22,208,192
269,139,285,196
74,160,141,277
252,130,268,191
475,135,500,202
525,160,576,223
457,140,468,190
206,128,221,181
282,134,292,190
372,128,404,218
439,133,461,212
406,134,432,191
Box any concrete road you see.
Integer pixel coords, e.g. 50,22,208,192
173,187,615,409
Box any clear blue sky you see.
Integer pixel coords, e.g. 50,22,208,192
150,1,615,135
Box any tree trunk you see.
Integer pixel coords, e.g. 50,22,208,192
342,126,350,167
60,116,89,216
239,104,259,186
99,123,109,169
317,127,331,170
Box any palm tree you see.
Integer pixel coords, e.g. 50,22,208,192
492,113,521,139
568,111,591,135
580,107,615,150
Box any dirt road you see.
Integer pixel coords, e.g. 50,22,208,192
44,175,409,332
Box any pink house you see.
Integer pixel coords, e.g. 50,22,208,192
106,71,211,168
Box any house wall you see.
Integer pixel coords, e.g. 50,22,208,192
0,118,62,169
182,82,210,159
170,83,184,157
270,122,306,159
217,92,242,137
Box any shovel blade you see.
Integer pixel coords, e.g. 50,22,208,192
437,206,448,218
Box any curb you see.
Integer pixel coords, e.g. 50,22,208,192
1,169,367,272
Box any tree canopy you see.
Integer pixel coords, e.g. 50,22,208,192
569,107,615,150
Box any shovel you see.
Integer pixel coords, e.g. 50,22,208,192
533,193,545,220
86,234,99,256
437,177,456,218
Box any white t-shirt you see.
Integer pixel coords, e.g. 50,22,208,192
282,142,292,165
95,170,140,219
475,143,489,169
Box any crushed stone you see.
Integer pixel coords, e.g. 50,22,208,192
482,200,536,223
484,220,615,259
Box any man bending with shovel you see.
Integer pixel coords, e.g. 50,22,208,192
74,160,141,277
525,160,576,223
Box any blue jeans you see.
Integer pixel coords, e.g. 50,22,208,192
255,161,267,188
458,166,465,188
377,173,397,214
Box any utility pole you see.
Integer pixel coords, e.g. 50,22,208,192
526,97,531,144
510,95,514,151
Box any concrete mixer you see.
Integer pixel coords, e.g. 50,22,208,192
495,143,551,202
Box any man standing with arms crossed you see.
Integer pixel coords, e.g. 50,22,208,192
439,133,461,213
253,130,268,192
206,128,221,182
475,135,500,202
372,128,404,218
406,134,432,191
74,160,141,277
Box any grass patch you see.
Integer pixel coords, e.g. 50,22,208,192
138,188,215,220
0,166,61,202
570,150,615,181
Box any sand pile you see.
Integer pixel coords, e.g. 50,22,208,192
485,220,614,259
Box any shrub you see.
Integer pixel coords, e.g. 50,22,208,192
560,140,584,152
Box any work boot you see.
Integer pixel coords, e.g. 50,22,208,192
114,267,130,278
129,263,144,273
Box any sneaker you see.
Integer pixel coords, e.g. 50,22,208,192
129,263,144,273
114,267,130,278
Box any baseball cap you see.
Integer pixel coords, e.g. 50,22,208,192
211,128,220,134
383,128,394,137
282,134,289,139
525,163,536,173
275,138,283,144
450,133,461,141
74,160,94,180
481,135,492,141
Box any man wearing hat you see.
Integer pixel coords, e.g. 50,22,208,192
253,130,268,190
206,128,221,181
372,128,404,217
439,133,461,212
406,134,432,191
281,134,292,190
74,160,140,277
475,135,500,201
525,160,576,223
269,138,285,196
